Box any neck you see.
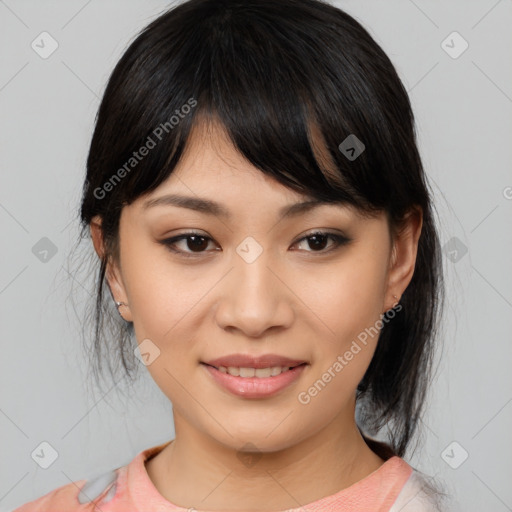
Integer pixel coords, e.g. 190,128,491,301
145,410,386,511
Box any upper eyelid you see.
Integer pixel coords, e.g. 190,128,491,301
163,230,348,252
165,229,346,242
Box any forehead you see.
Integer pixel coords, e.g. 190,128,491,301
149,116,336,198
135,116,379,224
145,118,307,202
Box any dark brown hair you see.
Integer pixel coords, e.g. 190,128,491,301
76,0,444,459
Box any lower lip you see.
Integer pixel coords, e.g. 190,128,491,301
201,363,307,399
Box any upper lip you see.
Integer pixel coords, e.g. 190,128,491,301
202,354,308,369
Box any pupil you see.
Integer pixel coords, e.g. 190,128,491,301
309,234,327,251
188,236,208,252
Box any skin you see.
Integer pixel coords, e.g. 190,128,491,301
90,119,422,511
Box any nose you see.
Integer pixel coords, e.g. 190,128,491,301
214,248,295,338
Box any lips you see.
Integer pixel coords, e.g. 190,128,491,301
202,353,308,369
201,361,308,399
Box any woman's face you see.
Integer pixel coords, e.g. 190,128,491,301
92,121,420,453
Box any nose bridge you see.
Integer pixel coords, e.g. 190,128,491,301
236,246,274,295
214,236,293,336
233,238,278,308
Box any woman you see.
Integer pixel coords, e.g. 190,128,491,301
14,0,451,510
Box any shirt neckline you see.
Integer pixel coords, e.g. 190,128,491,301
127,440,413,512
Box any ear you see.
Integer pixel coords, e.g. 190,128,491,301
90,215,133,322
384,207,423,312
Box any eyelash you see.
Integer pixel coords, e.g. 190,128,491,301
159,230,351,259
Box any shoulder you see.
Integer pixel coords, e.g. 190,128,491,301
11,468,120,512
11,441,172,512
389,469,452,512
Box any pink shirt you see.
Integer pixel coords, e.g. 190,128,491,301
12,441,440,511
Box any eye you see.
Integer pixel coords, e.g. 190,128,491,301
159,230,351,258
292,231,351,253
160,231,218,257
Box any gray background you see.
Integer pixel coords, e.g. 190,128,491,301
1,1,511,510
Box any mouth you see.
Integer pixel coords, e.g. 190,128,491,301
200,362,309,399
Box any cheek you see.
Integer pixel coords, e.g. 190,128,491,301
305,250,388,342
119,233,205,339
119,238,211,400
297,251,389,403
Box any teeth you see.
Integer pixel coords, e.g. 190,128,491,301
218,366,292,378
270,366,282,376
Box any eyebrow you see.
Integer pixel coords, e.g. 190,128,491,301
142,194,345,220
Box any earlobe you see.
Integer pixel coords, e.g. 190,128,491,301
89,216,133,322
105,261,132,322
106,262,133,323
